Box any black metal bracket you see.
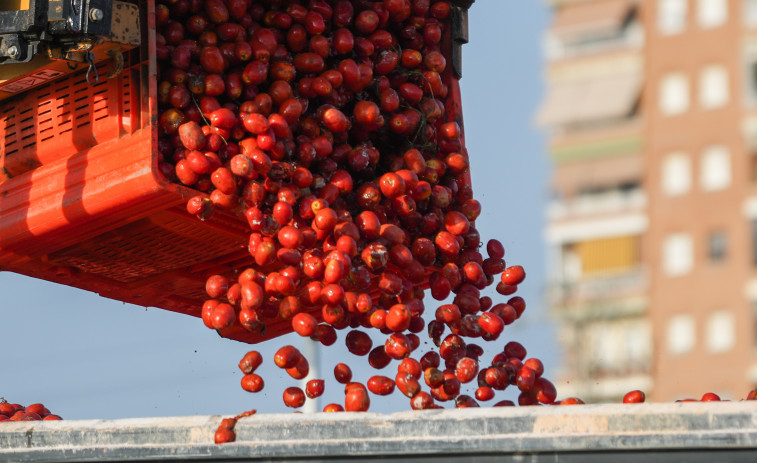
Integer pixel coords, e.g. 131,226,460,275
0,0,48,63
47,0,112,36
451,0,474,79
0,0,112,64
0,0,48,35
0,34,37,63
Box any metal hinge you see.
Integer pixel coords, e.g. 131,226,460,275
451,0,474,79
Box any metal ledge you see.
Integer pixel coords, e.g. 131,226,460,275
2,402,757,462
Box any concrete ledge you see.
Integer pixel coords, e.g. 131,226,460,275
1,402,757,462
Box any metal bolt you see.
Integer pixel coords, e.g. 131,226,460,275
89,8,104,22
7,45,18,59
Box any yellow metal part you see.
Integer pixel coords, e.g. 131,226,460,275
112,1,141,45
0,0,31,11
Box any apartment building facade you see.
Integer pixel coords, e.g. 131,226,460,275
541,0,757,402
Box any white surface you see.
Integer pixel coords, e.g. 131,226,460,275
699,64,730,109
667,313,697,355
706,310,736,353
659,72,691,116
662,151,692,196
697,0,728,29
663,232,694,277
700,144,732,191
658,0,689,35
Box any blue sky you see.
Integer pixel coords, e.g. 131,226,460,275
0,2,554,419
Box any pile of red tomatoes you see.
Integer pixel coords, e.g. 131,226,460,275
0,399,62,422
154,0,559,421
152,0,757,445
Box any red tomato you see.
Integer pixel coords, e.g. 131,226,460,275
334,363,353,384
367,376,396,396
345,330,373,356
283,387,306,408
305,379,325,399
274,345,302,369
623,390,646,404
292,313,317,337
501,265,526,286
238,351,263,374
323,403,344,412
241,374,265,393
344,384,370,412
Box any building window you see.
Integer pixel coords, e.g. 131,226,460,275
662,152,692,196
660,73,690,115
659,0,688,35
753,301,757,348
699,65,729,109
746,0,757,27
668,314,696,355
700,145,731,191
663,233,693,276
751,219,757,266
708,230,728,262
745,39,757,106
706,310,735,353
749,62,757,105
697,0,727,28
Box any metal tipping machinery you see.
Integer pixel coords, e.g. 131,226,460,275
0,0,141,99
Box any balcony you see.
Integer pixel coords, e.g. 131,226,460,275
548,268,649,320
550,117,643,155
544,0,644,62
548,187,646,220
545,21,644,61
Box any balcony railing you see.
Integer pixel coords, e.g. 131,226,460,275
548,188,646,220
544,23,644,61
548,268,648,314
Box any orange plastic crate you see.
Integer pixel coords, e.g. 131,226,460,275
0,0,471,344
